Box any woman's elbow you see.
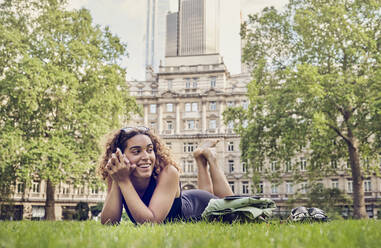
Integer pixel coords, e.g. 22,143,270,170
135,213,164,225
100,212,120,225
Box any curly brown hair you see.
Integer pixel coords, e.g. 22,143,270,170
97,127,180,180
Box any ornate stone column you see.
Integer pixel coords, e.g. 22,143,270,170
176,102,180,134
158,104,163,134
143,104,148,127
202,101,207,133
219,100,225,133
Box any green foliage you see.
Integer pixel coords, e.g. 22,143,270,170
224,0,381,218
90,202,103,218
291,183,352,219
74,202,89,221
0,0,139,197
0,220,381,248
307,183,351,208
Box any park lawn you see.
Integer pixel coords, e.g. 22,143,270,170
0,220,380,248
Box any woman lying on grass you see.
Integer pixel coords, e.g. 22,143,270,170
98,127,233,224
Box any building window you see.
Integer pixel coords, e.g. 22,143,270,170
32,181,40,193
285,161,292,172
209,119,216,129
150,104,157,114
227,101,234,107
165,142,172,149
16,183,24,193
242,100,248,110
151,88,158,96
228,160,234,173
210,76,216,88
258,182,264,194
166,103,173,112
300,182,308,194
185,103,191,112
242,181,249,194
167,80,173,90
271,161,278,172
192,102,198,112
185,102,198,112
138,88,143,96
242,162,248,173
271,183,278,194
286,182,293,194
228,141,234,152
91,187,99,195
229,181,235,193
331,179,339,189
331,159,338,169
185,78,191,88
192,78,198,88
186,120,195,130
364,180,372,192
210,101,217,111
300,158,307,171
166,120,173,130
184,142,196,153
347,180,353,193
185,160,194,173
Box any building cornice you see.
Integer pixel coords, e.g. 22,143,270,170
159,133,240,139
157,69,227,76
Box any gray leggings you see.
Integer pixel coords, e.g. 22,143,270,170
181,189,218,221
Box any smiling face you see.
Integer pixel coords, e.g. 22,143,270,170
123,134,156,179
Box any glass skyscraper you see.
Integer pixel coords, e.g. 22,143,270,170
145,0,170,74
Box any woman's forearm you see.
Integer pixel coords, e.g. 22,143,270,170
118,180,159,224
100,180,123,225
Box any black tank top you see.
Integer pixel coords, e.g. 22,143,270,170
122,175,182,224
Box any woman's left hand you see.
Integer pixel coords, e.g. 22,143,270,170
106,148,136,183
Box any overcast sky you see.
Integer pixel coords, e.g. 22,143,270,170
67,0,289,80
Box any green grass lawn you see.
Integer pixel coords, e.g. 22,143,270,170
0,220,380,248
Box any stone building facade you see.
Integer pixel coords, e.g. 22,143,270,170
2,181,105,220
128,54,251,193
127,54,381,219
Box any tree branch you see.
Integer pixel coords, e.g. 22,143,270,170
327,123,350,145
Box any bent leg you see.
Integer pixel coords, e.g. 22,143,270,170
202,147,233,198
194,145,213,194
194,140,233,198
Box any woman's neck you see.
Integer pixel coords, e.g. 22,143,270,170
130,176,151,198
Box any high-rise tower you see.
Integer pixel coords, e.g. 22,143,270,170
165,0,241,75
179,0,219,56
145,0,170,76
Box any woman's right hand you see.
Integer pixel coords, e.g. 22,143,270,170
106,148,136,184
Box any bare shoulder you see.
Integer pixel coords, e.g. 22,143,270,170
162,165,179,176
158,165,180,180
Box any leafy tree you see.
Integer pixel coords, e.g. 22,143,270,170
308,184,351,217
75,202,89,221
293,183,352,219
224,0,381,219
0,0,139,220
90,202,103,218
